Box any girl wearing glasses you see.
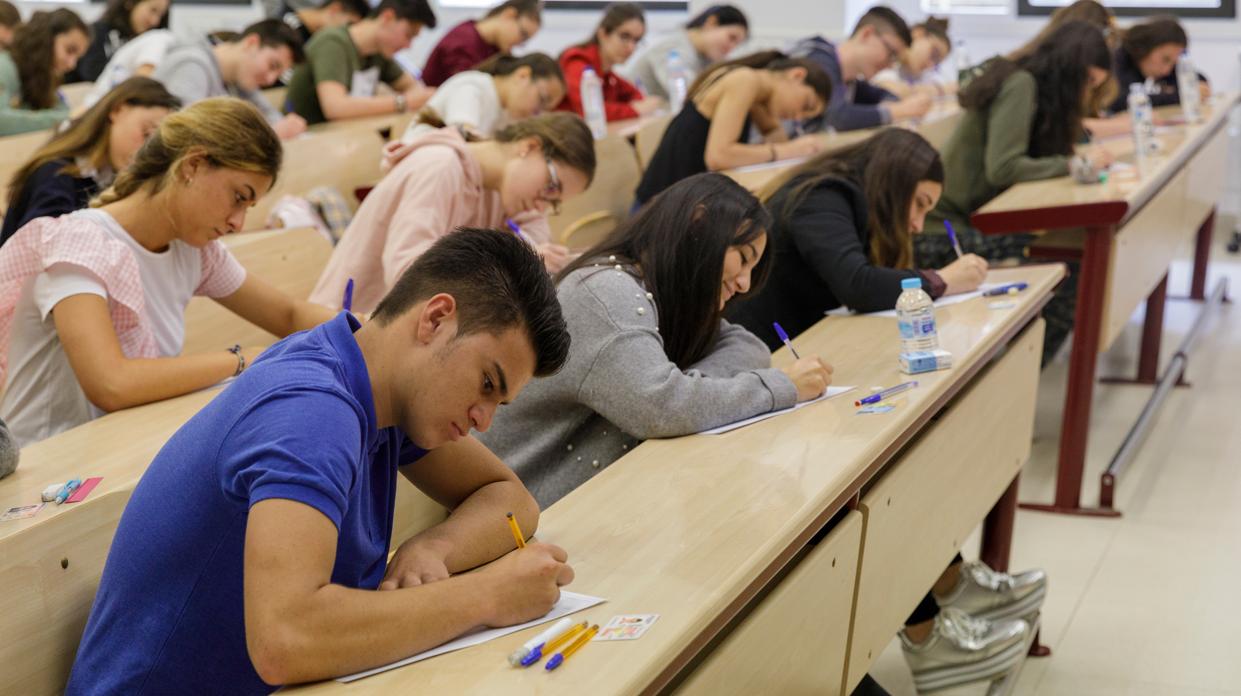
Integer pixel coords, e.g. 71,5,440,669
395,52,567,142
634,50,831,206
872,17,955,100
558,2,663,122
478,173,833,508
311,113,597,315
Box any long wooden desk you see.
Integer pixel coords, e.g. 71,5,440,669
724,100,963,193
284,264,1062,696
972,94,1239,516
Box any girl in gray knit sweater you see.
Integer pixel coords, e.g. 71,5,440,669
478,173,833,507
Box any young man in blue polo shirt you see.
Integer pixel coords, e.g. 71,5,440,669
67,229,575,694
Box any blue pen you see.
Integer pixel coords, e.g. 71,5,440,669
342,278,354,312
55,478,82,505
854,381,918,407
944,220,964,259
505,219,531,244
772,322,801,359
983,282,1028,296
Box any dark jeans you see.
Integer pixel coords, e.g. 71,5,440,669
915,224,1079,367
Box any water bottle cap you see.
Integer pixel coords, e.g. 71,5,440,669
668,49,679,58
583,67,596,75
1129,82,1143,93
901,278,922,290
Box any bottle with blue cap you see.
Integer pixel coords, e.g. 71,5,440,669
666,49,689,113
895,277,938,354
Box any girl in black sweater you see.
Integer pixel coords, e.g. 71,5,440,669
2,77,178,245
728,128,987,350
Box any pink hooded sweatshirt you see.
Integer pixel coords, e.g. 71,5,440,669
310,128,551,314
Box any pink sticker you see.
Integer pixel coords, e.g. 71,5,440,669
65,477,103,503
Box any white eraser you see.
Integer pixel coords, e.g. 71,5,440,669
900,349,954,375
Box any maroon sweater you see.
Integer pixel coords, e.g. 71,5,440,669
421,21,498,87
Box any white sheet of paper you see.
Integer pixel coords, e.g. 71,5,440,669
826,284,1000,318
699,386,855,435
337,590,605,682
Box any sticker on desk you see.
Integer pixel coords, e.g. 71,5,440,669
594,614,660,641
857,404,895,415
988,301,1017,310
1,504,44,521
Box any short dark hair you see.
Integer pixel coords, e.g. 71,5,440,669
686,4,748,32
1123,16,1188,62
485,0,542,22
373,0,438,29
322,0,371,20
241,18,306,63
0,0,18,29
852,5,912,48
372,228,570,377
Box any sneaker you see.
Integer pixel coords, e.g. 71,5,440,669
900,607,1029,693
936,561,1047,623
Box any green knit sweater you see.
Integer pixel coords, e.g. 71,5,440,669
933,69,1070,226
0,52,70,136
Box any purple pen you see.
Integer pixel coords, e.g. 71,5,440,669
772,322,801,359
944,220,964,259
505,219,531,244
342,278,354,312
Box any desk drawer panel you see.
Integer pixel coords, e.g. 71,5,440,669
846,319,1043,690
675,511,862,696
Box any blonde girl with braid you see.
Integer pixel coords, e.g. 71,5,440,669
0,97,337,449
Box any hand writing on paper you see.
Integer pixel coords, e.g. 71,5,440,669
939,254,989,295
480,543,575,627
379,537,452,590
782,357,834,402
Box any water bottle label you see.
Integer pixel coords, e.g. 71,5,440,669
898,315,936,339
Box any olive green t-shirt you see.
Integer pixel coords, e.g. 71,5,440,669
285,26,406,125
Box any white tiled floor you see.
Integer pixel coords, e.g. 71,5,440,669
869,224,1241,695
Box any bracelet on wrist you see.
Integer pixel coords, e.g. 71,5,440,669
227,344,245,377
394,93,407,113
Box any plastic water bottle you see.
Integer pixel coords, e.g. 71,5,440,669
896,277,939,353
1127,83,1156,155
666,49,689,114
954,39,971,84
580,67,607,139
1176,53,1202,123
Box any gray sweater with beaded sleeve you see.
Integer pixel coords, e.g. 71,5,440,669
477,263,798,508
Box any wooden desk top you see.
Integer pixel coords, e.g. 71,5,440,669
285,263,1064,695
724,100,962,193
607,112,669,139
973,93,1240,235
0,387,221,543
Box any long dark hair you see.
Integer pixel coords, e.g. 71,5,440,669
1009,0,1112,60
960,21,1110,158
9,77,180,204
557,173,772,369
474,51,564,86
687,50,832,103
764,129,943,270
572,2,643,50
1122,16,1187,62
100,0,169,39
686,4,748,31
10,9,89,110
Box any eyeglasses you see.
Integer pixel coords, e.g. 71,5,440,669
540,157,563,215
878,33,904,66
615,30,643,46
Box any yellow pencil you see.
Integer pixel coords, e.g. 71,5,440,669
506,512,526,549
546,624,600,671
543,621,588,654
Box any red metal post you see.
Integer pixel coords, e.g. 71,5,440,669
980,477,1018,572
1190,209,1215,301
1136,273,1168,383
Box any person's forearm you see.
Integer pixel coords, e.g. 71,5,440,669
322,94,399,121
249,573,495,685
705,141,785,170
80,352,239,412
402,480,538,573
290,300,339,334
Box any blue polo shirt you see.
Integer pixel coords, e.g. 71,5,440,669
67,313,427,695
